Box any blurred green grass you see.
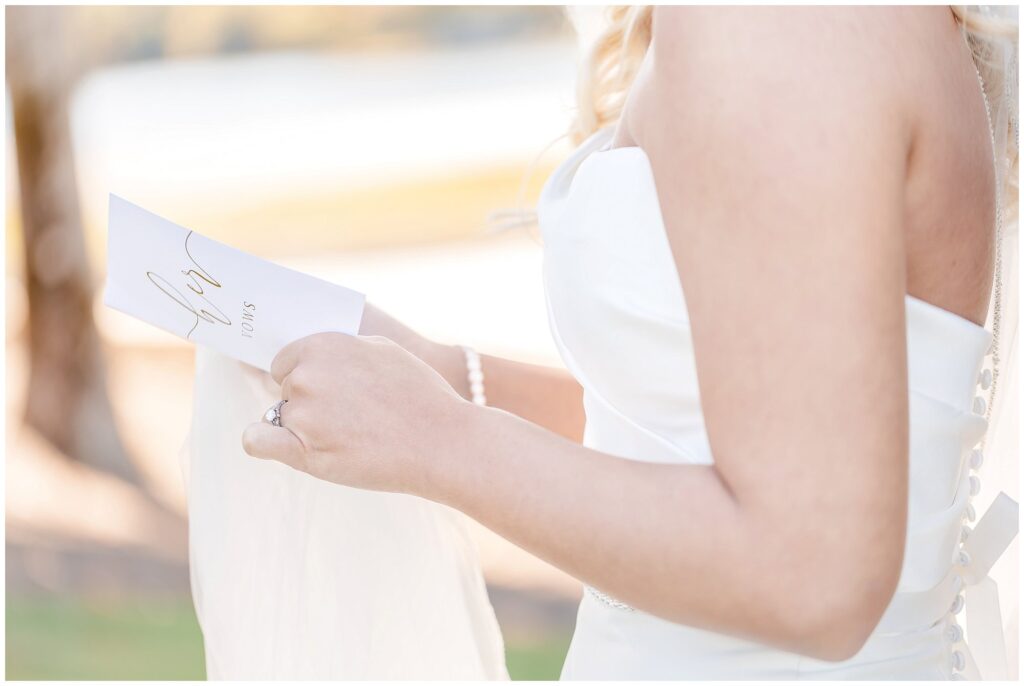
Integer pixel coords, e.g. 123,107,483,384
6,596,206,680
6,595,570,680
504,632,572,681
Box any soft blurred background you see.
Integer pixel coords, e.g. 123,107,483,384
6,5,605,679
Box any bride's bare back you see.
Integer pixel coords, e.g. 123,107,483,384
901,8,997,326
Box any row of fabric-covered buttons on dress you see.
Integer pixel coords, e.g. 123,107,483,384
946,365,993,679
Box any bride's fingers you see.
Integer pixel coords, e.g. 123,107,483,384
242,422,306,470
270,336,312,385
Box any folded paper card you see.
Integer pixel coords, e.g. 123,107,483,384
104,194,365,371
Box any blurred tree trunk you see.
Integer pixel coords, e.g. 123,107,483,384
6,7,142,485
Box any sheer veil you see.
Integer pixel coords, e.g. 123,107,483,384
966,5,1019,675
181,347,507,679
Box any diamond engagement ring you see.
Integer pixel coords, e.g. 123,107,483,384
263,399,288,427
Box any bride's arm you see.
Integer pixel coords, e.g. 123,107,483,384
244,8,916,662
439,9,912,657
359,304,584,442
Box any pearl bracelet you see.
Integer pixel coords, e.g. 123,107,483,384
459,345,487,406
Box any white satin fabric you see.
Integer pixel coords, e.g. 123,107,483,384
183,347,508,679
537,126,1018,680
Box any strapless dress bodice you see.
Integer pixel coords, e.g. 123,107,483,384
537,126,1016,680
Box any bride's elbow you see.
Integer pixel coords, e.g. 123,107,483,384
789,599,888,662
794,569,901,659
772,551,904,662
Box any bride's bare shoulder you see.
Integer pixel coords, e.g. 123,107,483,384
626,6,951,151
650,5,949,64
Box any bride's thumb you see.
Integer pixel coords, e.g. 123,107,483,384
242,422,307,471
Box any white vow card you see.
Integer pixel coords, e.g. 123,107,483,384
104,194,365,371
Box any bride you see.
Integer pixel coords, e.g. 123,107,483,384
189,6,1018,680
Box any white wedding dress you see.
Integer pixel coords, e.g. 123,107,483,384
183,26,1015,679
536,125,1018,680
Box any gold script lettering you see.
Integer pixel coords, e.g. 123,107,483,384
146,231,231,339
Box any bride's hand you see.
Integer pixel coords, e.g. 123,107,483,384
358,302,425,352
241,332,471,495
358,302,470,401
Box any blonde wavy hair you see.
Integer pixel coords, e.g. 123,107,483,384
571,6,1018,215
